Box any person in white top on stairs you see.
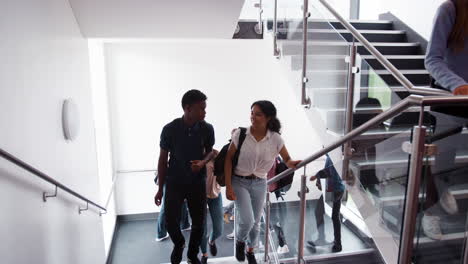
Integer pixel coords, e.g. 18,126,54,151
224,100,301,264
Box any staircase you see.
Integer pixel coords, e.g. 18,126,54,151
268,15,468,264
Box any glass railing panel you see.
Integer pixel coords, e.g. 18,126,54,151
296,4,351,141
412,110,468,263
265,160,333,262
345,126,414,264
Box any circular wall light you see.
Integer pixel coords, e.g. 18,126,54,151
62,99,80,141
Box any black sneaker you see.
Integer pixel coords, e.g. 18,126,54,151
332,242,342,252
246,252,257,264
201,256,208,264
170,245,184,264
306,241,317,248
209,241,217,256
187,256,201,264
235,241,246,261
306,241,317,253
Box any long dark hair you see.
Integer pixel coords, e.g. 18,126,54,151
448,0,468,52
251,100,281,133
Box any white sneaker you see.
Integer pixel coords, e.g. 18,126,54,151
258,241,265,251
440,191,459,215
277,245,289,254
226,231,234,240
155,234,169,242
422,214,442,240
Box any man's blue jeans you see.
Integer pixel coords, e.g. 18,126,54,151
156,186,190,239
200,194,224,254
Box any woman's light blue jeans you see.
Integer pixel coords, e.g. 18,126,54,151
232,176,267,248
200,194,224,254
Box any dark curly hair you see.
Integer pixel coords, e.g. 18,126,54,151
251,100,281,133
181,89,207,109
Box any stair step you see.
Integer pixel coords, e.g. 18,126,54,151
280,29,407,42
291,54,426,71
310,86,405,109
281,41,421,56
352,153,468,170
322,107,423,133
269,19,394,31
304,69,429,87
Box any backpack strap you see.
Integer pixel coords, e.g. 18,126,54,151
232,127,247,170
237,127,247,150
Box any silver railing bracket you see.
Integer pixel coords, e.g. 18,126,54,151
424,144,438,156
402,141,412,154
402,141,438,156
43,185,58,202
79,202,89,215
303,97,311,109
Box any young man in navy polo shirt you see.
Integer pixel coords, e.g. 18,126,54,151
154,90,215,264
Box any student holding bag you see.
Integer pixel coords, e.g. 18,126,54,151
224,100,301,264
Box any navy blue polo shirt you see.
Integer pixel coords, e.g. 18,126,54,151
160,117,215,185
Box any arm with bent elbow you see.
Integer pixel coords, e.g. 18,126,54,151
426,3,468,93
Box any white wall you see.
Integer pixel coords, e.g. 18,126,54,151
104,39,323,215
88,40,117,257
360,0,445,39
0,0,105,263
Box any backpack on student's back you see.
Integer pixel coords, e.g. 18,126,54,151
214,127,247,186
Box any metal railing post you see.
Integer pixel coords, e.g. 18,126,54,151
342,42,358,181
301,0,311,108
297,166,308,264
463,222,468,264
257,0,263,35
398,125,426,264
264,192,271,262
273,0,280,57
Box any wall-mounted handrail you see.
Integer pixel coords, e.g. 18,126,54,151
318,0,451,96
267,94,468,185
0,148,106,213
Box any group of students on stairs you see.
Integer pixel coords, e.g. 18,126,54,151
153,89,300,264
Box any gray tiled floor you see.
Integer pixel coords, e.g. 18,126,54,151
109,199,371,264
109,216,234,264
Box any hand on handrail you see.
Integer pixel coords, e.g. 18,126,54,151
454,85,468,95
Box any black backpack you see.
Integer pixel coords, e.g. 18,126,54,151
272,158,294,193
214,127,247,186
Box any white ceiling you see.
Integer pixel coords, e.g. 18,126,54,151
68,0,245,39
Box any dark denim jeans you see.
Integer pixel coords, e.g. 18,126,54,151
165,182,207,258
314,191,344,244
156,185,190,239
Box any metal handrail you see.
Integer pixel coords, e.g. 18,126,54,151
0,147,106,212
117,169,157,174
267,94,468,185
318,0,451,96
100,175,117,216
